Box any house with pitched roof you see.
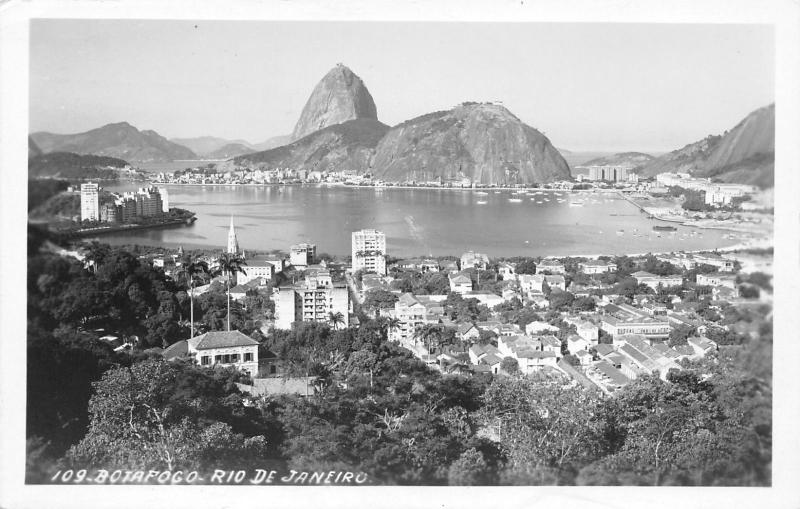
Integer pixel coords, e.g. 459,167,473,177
163,330,259,376
457,322,481,343
448,273,473,294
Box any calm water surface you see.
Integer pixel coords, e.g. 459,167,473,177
100,184,741,257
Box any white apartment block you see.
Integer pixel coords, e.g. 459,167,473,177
80,182,100,222
352,229,386,275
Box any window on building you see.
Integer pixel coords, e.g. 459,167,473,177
244,352,253,362
201,356,210,365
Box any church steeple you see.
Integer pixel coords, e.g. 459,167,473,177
227,216,240,255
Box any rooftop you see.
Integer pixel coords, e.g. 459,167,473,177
189,330,259,350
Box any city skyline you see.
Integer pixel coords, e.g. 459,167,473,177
30,20,774,153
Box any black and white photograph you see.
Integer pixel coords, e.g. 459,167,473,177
1,1,799,508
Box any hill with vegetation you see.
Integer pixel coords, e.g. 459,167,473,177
371,103,572,185
28,152,130,180
581,152,655,170
232,119,389,173
640,104,774,188
31,122,197,162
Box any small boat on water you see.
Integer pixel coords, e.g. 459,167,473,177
509,198,523,203
477,200,487,205
475,191,488,195
569,200,585,207
616,230,625,236
652,225,678,232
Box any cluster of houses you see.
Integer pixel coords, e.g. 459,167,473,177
124,217,767,397
357,248,764,395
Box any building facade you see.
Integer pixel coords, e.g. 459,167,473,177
290,243,317,268
80,182,100,222
274,270,349,329
352,229,387,275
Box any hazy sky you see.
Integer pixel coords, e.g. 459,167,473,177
29,20,774,152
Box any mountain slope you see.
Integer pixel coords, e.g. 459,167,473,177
31,122,196,162
206,143,255,159
251,135,291,152
581,152,655,170
640,104,774,188
371,103,571,185
232,119,389,173
291,64,378,141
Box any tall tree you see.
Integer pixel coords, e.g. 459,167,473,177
328,311,345,330
174,254,209,339
213,253,247,331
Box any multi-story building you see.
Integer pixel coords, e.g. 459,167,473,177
290,243,316,268
352,229,386,275
538,258,566,274
448,273,473,294
80,182,100,222
237,256,276,286
598,303,671,340
580,259,617,274
631,271,683,290
160,187,170,213
100,202,119,223
460,251,489,270
586,165,629,182
274,270,349,330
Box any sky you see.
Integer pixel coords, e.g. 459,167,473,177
29,20,774,152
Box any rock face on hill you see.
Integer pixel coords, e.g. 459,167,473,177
371,103,571,185
581,152,655,170
31,122,197,162
291,64,378,141
640,104,774,188
233,119,389,174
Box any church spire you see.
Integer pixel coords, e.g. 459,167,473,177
227,216,240,255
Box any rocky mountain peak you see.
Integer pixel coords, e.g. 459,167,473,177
291,64,378,141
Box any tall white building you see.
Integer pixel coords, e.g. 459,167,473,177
227,216,240,255
160,187,170,212
352,229,386,275
80,182,100,222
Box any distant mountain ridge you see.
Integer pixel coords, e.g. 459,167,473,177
31,122,196,163
640,104,774,188
205,143,255,159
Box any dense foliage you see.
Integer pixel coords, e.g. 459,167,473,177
26,239,772,486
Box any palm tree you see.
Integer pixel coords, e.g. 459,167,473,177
174,254,209,340
414,323,443,355
213,252,248,331
328,311,345,330
385,317,401,340
82,241,110,273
